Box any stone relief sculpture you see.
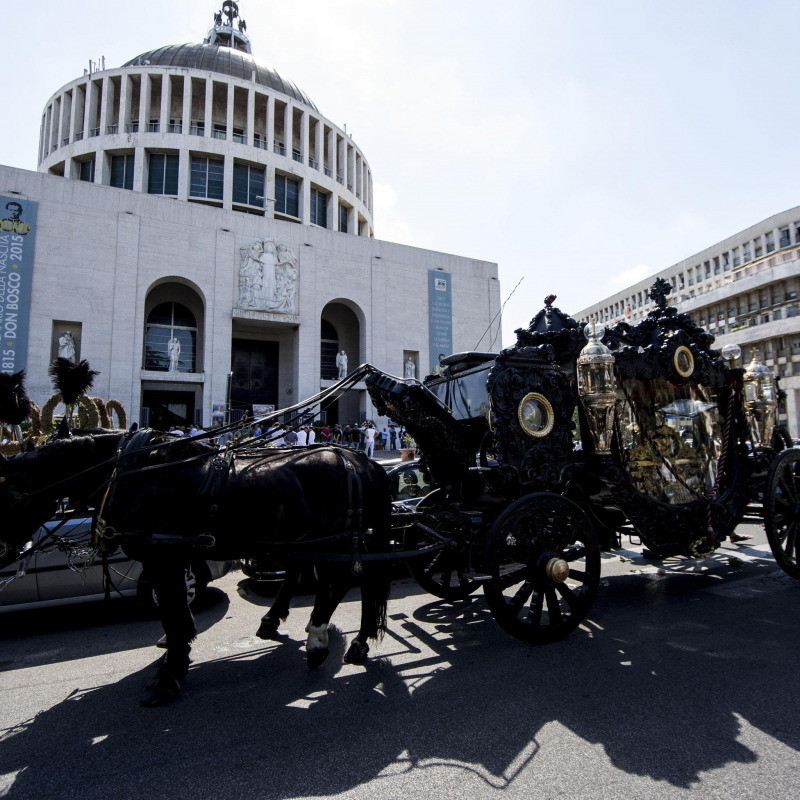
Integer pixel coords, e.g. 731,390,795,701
238,238,298,314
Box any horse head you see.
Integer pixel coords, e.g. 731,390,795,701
0,432,127,569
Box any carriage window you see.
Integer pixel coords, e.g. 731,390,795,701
144,302,197,373
618,377,724,506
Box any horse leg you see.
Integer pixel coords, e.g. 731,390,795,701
345,539,391,664
304,566,349,670
256,564,301,639
141,556,197,707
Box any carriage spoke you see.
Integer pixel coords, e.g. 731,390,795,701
568,567,589,583
544,586,563,626
555,581,580,609
422,551,444,577
497,564,529,589
527,590,544,626
509,581,534,616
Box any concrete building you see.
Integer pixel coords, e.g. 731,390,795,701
0,4,500,429
574,206,800,438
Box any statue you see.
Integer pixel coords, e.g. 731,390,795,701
336,350,348,379
214,10,222,25
238,238,298,314
168,337,181,372
404,357,415,379
58,331,76,362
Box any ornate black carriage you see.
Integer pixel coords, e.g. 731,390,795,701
367,279,800,644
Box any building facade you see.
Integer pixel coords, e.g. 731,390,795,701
0,5,501,429
574,206,800,438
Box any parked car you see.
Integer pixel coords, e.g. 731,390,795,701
0,511,232,613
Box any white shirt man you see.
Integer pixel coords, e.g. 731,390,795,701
307,427,316,445
363,425,377,458
296,427,308,446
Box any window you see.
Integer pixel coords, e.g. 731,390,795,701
723,252,731,270
704,261,711,278
232,162,265,206
144,302,197,373
713,257,720,274
274,174,299,217
190,156,224,200
766,231,775,253
79,158,95,183
339,203,348,233
780,228,790,248
110,154,134,190
744,244,752,262
148,153,179,195
310,188,328,227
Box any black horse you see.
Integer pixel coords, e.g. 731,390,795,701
0,431,393,706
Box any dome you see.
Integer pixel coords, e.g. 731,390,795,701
123,44,318,112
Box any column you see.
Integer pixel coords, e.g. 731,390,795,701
327,127,336,179
226,84,234,140
204,78,213,137
160,72,172,131
138,72,152,131
246,87,255,147
54,96,64,151
266,94,274,152
177,147,190,201
223,153,234,210
314,117,323,170
182,75,192,134
84,80,96,138
68,90,79,144
284,103,293,156
100,77,112,135
119,74,132,131
300,109,309,162
133,145,146,192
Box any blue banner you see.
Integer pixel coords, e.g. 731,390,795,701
428,270,452,375
0,196,37,374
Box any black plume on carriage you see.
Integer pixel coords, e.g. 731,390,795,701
48,357,99,405
0,370,32,426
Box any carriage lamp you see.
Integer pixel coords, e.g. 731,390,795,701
721,343,742,364
577,321,618,453
742,352,777,448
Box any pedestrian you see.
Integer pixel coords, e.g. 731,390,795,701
284,425,298,446
296,426,308,446
307,426,316,445
381,428,388,450
363,423,377,458
389,427,397,450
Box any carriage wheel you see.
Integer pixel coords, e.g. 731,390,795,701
764,448,800,580
404,490,482,601
483,492,601,644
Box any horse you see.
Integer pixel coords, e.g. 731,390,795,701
0,431,393,706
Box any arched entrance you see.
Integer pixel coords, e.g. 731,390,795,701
320,301,362,425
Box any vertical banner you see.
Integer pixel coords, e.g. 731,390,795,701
428,270,452,375
0,196,37,373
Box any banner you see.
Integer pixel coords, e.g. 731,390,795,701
0,196,37,373
428,270,452,375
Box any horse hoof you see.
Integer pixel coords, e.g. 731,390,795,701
344,640,370,664
140,678,181,707
256,618,280,640
306,647,329,670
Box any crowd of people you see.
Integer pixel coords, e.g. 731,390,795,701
168,420,413,455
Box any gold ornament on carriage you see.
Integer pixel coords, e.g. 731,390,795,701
743,352,777,448
577,321,618,453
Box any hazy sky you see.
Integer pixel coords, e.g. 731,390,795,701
2,0,799,348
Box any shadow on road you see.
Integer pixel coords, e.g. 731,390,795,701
1,565,799,798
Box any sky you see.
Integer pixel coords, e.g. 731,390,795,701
2,0,799,349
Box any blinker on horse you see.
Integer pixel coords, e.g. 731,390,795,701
0,431,393,707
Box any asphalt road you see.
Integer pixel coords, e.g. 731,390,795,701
1,520,799,800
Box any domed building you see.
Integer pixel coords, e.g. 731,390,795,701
1,3,500,429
